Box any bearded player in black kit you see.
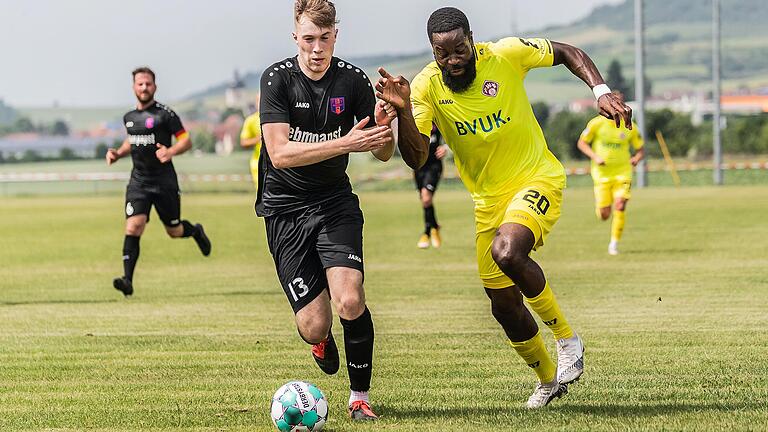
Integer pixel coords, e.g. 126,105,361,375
257,0,396,421
106,67,211,297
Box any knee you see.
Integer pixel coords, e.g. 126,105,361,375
421,191,433,207
165,225,183,238
334,292,365,320
614,200,627,212
490,293,525,323
125,223,145,236
599,207,611,220
491,237,528,273
297,319,332,345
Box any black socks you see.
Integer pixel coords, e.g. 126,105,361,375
122,235,140,281
340,307,375,392
181,220,198,238
423,205,438,234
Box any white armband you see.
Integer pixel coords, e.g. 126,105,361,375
592,84,611,101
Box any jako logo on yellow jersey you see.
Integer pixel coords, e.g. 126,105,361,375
455,110,511,136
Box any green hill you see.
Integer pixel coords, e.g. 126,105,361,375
372,0,768,103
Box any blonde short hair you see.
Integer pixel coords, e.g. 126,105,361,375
294,0,338,28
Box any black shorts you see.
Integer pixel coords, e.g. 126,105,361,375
265,196,364,313
414,162,443,193
125,182,182,227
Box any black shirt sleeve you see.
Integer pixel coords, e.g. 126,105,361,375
260,66,291,125
352,71,376,125
166,108,185,137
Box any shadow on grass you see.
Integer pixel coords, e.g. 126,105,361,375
380,401,767,420
0,299,119,306
157,290,279,299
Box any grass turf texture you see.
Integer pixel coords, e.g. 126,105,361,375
1,186,767,431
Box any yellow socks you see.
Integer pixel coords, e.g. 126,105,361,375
611,209,626,242
524,282,574,340
509,332,557,383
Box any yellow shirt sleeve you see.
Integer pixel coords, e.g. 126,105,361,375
580,117,601,143
491,37,554,72
410,68,435,137
631,123,644,149
240,113,261,140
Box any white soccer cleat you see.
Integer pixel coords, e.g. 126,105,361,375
526,380,567,409
556,334,585,385
608,240,619,255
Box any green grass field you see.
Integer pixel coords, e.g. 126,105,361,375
1,186,767,431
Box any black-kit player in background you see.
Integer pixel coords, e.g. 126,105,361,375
257,0,396,421
415,123,449,249
106,67,211,297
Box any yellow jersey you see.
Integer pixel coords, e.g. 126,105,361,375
410,37,565,204
240,112,262,163
580,115,643,180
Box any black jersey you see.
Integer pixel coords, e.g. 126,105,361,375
123,101,186,187
256,56,376,217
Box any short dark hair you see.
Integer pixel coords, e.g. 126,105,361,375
427,7,471,43
132,67,155,82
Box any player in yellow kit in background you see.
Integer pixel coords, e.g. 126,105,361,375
240,102,262,189
577,91,645,255
374,7,634,408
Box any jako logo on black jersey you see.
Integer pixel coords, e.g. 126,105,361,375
455,110,511,136
295,101,310,109
289,126,342,143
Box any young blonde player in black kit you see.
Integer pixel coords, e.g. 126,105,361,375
257,0,395,421
106,67,211,297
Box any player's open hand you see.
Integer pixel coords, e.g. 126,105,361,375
374,100,397,127
343,116,392,153
435,144,448,160
106,148,119,165
375,68,411,112
598,93,633,130
155,143,172,163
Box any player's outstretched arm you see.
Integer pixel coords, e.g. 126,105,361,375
263,117,392,169
106,138,131,166
552,42,633,129
631,147,645,166
375,68,429,169
576,138,605,166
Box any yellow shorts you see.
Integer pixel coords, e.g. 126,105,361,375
475,175,565,289
249,157,259,189
593,176,631,209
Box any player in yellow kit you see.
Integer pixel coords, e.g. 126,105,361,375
375,7,633,408
578,91,645,255
240,103,261,189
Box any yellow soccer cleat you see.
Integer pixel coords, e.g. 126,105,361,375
417,233,430,249
430,227,442,248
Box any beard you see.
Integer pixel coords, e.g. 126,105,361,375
136,92,154,103
441,56,477,93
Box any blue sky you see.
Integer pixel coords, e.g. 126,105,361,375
0,0,621,107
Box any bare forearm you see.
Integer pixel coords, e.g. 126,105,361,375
577,140,598,160
396,109,429,169
169,136,192,157
553,42,605,89
269,138,349,168
116,139,131,158
371,126,396,162
241,137,261,148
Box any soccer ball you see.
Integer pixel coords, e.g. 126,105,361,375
270,381,328,431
